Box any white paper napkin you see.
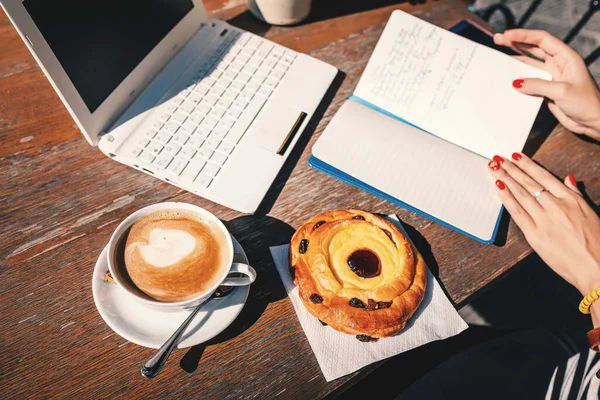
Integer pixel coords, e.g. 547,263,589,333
270,215,468,381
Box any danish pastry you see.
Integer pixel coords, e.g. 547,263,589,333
289,210,426,340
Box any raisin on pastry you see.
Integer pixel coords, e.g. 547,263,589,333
289,210,426,339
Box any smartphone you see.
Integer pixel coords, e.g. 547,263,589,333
448,19,521,56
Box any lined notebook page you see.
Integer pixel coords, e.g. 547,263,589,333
312,100,503,241
353,10,551,160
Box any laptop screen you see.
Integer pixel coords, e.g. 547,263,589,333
23,0,194,113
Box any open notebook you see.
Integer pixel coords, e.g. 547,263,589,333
310,10,551,244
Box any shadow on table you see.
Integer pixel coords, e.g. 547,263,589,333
254,70,346,216
226,10,271,37
179,215,295,373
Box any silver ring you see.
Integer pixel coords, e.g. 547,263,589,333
533,188,547,198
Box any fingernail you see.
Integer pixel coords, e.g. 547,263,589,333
568,174,577,186
512,152,523,161
493,155,505,164
512,79,524,89
496,180,506,190
488,161,500,171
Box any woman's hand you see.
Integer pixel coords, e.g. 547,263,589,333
487,153,600,298
494,29,600,141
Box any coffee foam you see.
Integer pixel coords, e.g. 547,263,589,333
124,209,229,302
135,228,197,268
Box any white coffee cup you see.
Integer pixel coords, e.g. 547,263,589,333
106,202,256,311
247,0,312,25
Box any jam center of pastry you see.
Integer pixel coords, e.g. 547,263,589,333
347,249,381,278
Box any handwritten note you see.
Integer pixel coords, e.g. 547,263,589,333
354,10,551,160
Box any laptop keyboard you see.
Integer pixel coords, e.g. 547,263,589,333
131,30,297,189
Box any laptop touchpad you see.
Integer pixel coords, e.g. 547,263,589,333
256,106,307,155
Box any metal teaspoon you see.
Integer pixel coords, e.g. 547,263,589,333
140,286,234,378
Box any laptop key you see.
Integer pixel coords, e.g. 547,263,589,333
237,72,252,84
163,122,179,134
180,102,194,114
195,126,212,138
271,69,285,80
206,135,221,150
181,158,206,183
167,158,188,176
210,152,228,167
209,107,225,119
195,174,213,189
264,76,279,89
154,153,173,170
182,119,199,134
166,104,178,114
204,94,219,107
156,132,172,144
195,84,210,97
246,81,260,92
139,151,156,164
145,129,158,139
138,138,150,148
131,147,143,157
258,86,272,97
218,141,235,155
195,103,212,116
172,132,189,145
164,143,181,156
187,136,205,149
217,98,232,110
197,144,214,160
224,90,238,101
181,145,197,159
242,65,257,76
209,86,225,98
203,116,219,129
221,115,236,130
203,163,220,178
213,124,228,138
226,108,242,119
148,142,164,154
255,43,273,58
170,111,187,124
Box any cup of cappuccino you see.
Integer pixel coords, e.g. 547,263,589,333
106,202,256,310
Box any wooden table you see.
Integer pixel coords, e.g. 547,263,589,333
2,0,599,398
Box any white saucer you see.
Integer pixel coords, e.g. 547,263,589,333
92,236,250,349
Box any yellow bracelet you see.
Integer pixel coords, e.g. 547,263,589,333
579,287,600,314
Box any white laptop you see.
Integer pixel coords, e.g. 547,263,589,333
1,0,337,213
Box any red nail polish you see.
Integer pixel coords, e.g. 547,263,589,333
493,155,504,164
512,152,522,161
568,174,577,186
496,180,506,190
512,79,524,89
488,161,500,171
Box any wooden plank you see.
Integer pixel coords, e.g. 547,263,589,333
1,0,598,398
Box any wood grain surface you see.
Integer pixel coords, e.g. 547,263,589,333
1,0,599,398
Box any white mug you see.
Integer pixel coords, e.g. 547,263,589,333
247,0,312,25
106,202,256,311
